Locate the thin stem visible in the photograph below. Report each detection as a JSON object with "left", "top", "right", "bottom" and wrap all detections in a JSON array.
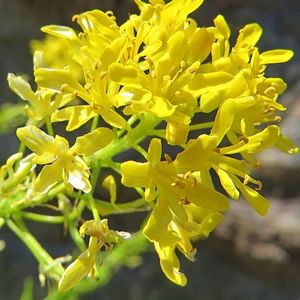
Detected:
[
  {"left": 68, "top": 197, "right": 86, "bottom": 220},
  {"left": 89, "top": 113, "right": 159, "bottom": 163},
  {"left": 90, "top": 115, "right": 99, "bottom": 131},
  {"left": 68, "top": 219, "right": 86, "bottom": 252},
  {"left": 189, "top": 121, "right": 214, "bottom": 131},
  {"left": 7, "top": 217, "right": 64, "bottom": 281},
  {"left": 132, "top": 144, "right": 148, "bottom": 159},
  {"left": 18, "top": 142, "right": 26, "bottom": 154},
  {"left": 100, "top": 160, "right": 121, "bottom": 174},
  {"left": 20, "top": 212, "right": 64, "bottom": 224},
  {"left": 147, "top": 129, "right": 165, "bottom": 139},
  {"left": 86, "top": 193, "right": 100, "bottom": 221},
  {"left": 45, "top": 116, "right": 54, "bottom": 136},
  {"left": 95, "top": 197, "right": 149, "bottom": 216},
  {"left": 90, "top": 161, "right": 101, "bottom": 192},
  {"left": 117, "top": 115, "right": 139, "bottom": 138}
]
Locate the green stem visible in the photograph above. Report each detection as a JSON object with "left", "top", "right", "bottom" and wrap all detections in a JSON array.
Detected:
[
  {"left": 95, "top": 197, "right": 149, "bottom": 216},
  {"left": 189, "top": 121, "right": 214, "bottom": 131},
  {"left": 90, "top": 115, "right": 99, "bottom": 131},
  {"left": 117, "top": 115, "right": 139, "bottom": 138},
  {"left": 68, "top": 219, "right": 86, "bottom": 252},
  {"left": 132, "top": 144, "right": 148, "bottom": 159},
  {"left": 86, "top": 193, "right": 100, "bottom": 221},
  {"left": 20, "top": 212, "right": 64, "bottom": 224},
  {"left": 6, "top": 217, "right": 64, "bottom": 281},
  {"left": 147, "top": 129, "right": 165, "bottom": 139},
  {"left": 89, "top": 113, "right": 159, "bottom": 163},
  {"left": 90, "top": 161, "right": 101, "bottom": 192},
  {"left": 65, "top": 199, "right": 86, "bottom": 251},
  {"left": 46, "top": 116, "right": 54, "bottom": 136},
  {"left": 68, "top": 198, "right": 86, "bottom": 220},
  {"left": 18, "top": 142, "right": 26, "bottom": 154}
]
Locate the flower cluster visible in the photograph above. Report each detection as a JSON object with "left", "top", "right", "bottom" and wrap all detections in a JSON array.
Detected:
[{"left": 1, "top": 0, "right": 297, "bottom": 292}]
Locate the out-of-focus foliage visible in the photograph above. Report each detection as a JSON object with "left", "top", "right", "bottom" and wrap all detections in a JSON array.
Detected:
[{"left": 0, "top": 103, "right": 25, "bottom": 133}]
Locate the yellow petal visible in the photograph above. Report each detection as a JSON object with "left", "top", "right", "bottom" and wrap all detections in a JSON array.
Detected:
[
  {"left": 275, "top": 133, "right": 299, "bottom": 154},
  {"left": 143, "top": 197, "right": 172, "bottom": 242},
  {"left": 260, "top": 49, "right": 294, "bottom": 64},
  {"left": 233, "top": 176, "right": 269, "bottom": 216},
  {"left": 35, "top": 68, "right": 88, "bottom": 98},
  {"left": 158, "top": 231, "right": 181, "bottom": 248},
  {"left": 162, "top": 0, "right": 204, "bottom": 25},
  {"left": 174, "top": 134, "right": 217, "bottom": 172},
  {"left": 220, "top": 125, "right": 280, "bottom": 154},
  {"left": 185, "top": 183, "right": 229, "bottom": 212},
  {"left": 147, "top": 96, "right": 175, "bottom": 118},
  {"left": 166, "top": 121, "right": 189, "bottom": 146},
  {"left": 51, "top": 106, "right": 97, "bottom": 131},
  {"left": 156, "top": 31, "right": 186, "bottom": 77},
  {"left": 198, "top": 212, "right": 223, "bottom": 237},
  {"left": 41, "top": 25, "right": 78, "bottom": 40},
  {"left": 102, "top": 175, "right": 117, "bottom": 204},
  {"left": 16, "top": 125, "right": 55, "bottom": 156},
  {"left": 154, "top": 243, "right": 187, "bottom": 286},
  {"left": 148, "top": 138, "right": 162, "bottom": 165},
  {"left": 100, "top": 108, "right": 126, "bottom": 128},
  {"left": 75, "top": 9, "right": 116, "bottom": 33},
  {"left": 216, "top": 168, "right": 239, "bottom": 199},
  {"left": 187, "top": 28, "right": 215, "bottom": 63},
  {"left": 214, "top": 15, "right": 230, "bottom": 39},
  {"left": 58, "top": 250, "right": 92, "bottom": 293},
  {"left": 71, "top": 127, "right": 114, "bottom": 156},
  {"left": 167, "top": 194, "right": 188, "bottom": 222},
  {"left": 236, "top": 23, "right": 262, "bottom": 48},
  {"left": 211, "top": 96, "right": 255, "bottom": 144},
  {"left": 58, "top": 237, "right": 99, "bottom": 293},
  {"left": 7, "top": 73, "right": 36, "bottom": 103},
  {"left": 242, "top": 125, "right": 280, "bottom": 153},
  {"left": 109, "top": 63, "right": 146, "bottom": 88},
  {"left": 189, "top": 71, "right": 233, "bottom": 95},
  {"left": 199, "top": 90, "right": 222, "bottom": 113},
  {"left": 34, "top": 161, "right": 62, "bottom": 193},
  {"left": 121, "top": 161, "right": 151, "bottom": 187},
  {"left": 182, "top": 0, "right": 204, "bottom": 16}
]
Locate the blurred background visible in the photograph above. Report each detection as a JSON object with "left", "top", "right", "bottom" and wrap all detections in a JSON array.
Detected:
[{"left": 0, "top": 0, "right": 300, "bottom": 299}]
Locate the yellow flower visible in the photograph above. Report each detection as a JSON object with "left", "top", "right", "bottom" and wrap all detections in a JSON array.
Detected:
[
  {"left": 33, "top": 10, "right": 128, "bottom": 131},
  {"left": 121, "top": 138, "right": 229, "bottom": 285},
  {"left": 153, "top": 204, "right": 223, "bottom": 286},
  {"left": 187, "top": 14, "right": 294, "bottom": 153},
  {"left": 16, "top": 125, "right": 114, "bottom": 193},
  {"left": 109, "top": 25, "right": 217, "bottom": 144},
  {"left": 7, "top": 73, "right": 73, "bottom": 122},
  {"left": 30, "top": 34, "right": 82, "bottom": 80},
  {"left": 173, "top": 125, "right": 284, "bottom": 216},
  {"left": 59, "top": 219, "right": 130, "bottom": 293}
]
